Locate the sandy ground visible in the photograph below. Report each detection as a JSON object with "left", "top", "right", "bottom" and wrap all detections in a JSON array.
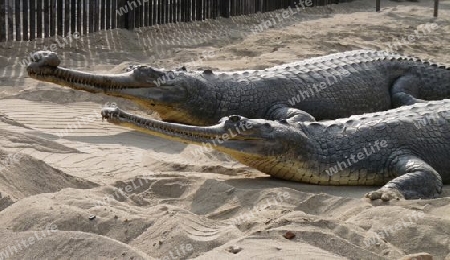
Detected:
[{"left": 1, "top": 0, "right": 450, "bottom": 259}]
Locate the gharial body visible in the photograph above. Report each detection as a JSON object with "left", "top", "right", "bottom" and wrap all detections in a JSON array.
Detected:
[
  {"left": 28, "top": 50, "right": 450, "bottom": 125},
  {"left": 101, "top": 100, "right": 450, "bottom": 201}
]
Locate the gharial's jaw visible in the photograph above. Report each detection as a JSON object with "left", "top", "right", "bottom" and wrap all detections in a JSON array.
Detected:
[
  {"left": 100, "top": 106, "right": 287, "bottom": 158},
  {"left": 101, "top": 106, "right": 226, "bottom": 144},
  {"left": 27, "top": 51, "right": 186, "bottom": 105}
]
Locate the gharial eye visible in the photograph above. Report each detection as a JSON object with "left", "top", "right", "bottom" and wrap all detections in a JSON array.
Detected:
[
  {"left": 228, "top": 115, "right": 241, "bottom": 123},
  {"left": 264, "top": 123, "right": 271, "bottom": 128}
]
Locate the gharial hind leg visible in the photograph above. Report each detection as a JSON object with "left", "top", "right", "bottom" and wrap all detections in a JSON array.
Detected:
[
  {"left": 366, "top": 155, "right": 443, "bottom": 201},
  {"left": 391, "top": 75, "right": 427, "bottom": 108}
]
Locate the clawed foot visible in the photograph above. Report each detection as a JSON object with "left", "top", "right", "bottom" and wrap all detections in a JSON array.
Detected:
[{"left": 365, "top": 188, "right": 405, "bottom": 202}]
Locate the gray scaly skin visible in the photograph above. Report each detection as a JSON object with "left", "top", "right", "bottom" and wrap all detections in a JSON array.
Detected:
[
  {"left": 100, "top": 100, "right": 450, "bottom": 201},
  {"left": 28, "top": 50, "right": 450, "bottom": 125}
]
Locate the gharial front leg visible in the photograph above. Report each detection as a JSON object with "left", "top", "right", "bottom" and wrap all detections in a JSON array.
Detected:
[
  {"left": 366, "top": 155, "right": 443, "bottom": 201},
  {"left": 266, "top": 104, "right": 316, "bottom": 123}
]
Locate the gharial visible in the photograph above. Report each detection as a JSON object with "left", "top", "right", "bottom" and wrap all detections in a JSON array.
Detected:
[
  {"left": 27, "top": 50, "right": 450, "bottom": 125},
  {"left": 100, "top": 100, "right": 450, "bottom": 201}
]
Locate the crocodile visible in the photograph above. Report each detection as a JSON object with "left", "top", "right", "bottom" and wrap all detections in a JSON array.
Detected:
[
  {"left": 27, "top": 50, "right": 450, "bottom": 125},
  {"left": 100, "top": 100, "right": 450, "bottom": 201}
]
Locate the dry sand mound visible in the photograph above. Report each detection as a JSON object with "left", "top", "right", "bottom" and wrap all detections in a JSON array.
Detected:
[
  {"left": 0, "top": 128, "right": 96, "bottom": 210},
  {"left": 0, "top": 231, "right": 151, "bottom": 260},
  {"left": 0, "top": 149, "right": 96, "bottom": 202},
  {"left": 0, "top": 0, "right": 450, "bottom": 259}
]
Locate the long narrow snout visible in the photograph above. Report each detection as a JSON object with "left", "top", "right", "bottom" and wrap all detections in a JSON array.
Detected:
[{"left": 27, "top": 51, "right": 167, "bottom": 93}]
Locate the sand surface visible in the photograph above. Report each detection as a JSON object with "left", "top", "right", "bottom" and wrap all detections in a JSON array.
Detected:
[{"left": 1, "top": 0, "right": 450, "bottom": 259}]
